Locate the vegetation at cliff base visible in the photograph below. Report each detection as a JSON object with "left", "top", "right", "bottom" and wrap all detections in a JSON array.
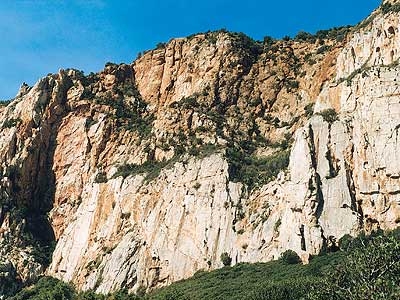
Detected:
[{"left": 9, "top": 229, "right": 400, "bottom": 300}]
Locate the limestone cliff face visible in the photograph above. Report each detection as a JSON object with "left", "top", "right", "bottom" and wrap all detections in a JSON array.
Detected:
[{"left": 0, "top": 2, "right": 400, "bottom": 296}]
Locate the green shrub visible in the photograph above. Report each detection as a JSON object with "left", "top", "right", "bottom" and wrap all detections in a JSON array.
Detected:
[
  {"left": 317, "top": 108, "right": 338, "bottom": 123},
  {"left": 308, "top": 234, "right": 400, "bottom": 299},
  {"left": 338, "top": 234, "right": 353, "bottom": 251},
  {"left": 170, "top": 96, "right": 200, "bottom": 110},
  {"left": 95, "top": 172, "right": 108, "bottom": 183},
  {"left": 85, "top": 117, "right": 97, "bottom": 129},
  {"left": 279, "top": 250, "right": 301, "bottom": 265},
  {"left": 304, "top": 103, "right": 315, "bottom": 118},
  {"left": 245, "top": 279, "right": 317, "bottom": 300},
  {"left": 156, "top": 42, "right": 166, "bottom": 49},
  {"left": 76, "top": 290, "right": 105, "bottom": 299},
  {"left": 315, "top": 25, "right": 352, "bottom": 42},
  {"left": 94, "top": 84, "right": 153, "bottom": 137},
  {"left": 226, "top": 147, "right": 290, "bottom": 191},
  {"left": 105, "top": 62, "right": 117, "bottom": 68},
  {"left": 221, "top": 252, "right": 232, "bottom": 266},
  {"left": 381, "top": 2, "right": 400, "bottom": 14},
  {"left": 263, "top": 36, "right": 274, "bottom": 47},
  {"left": 9, "top": 276, "right": 75, "bottom": 300},
  {"left": 338, "top": 61, "right": 370, "bottom": 86},
  {"left": 316, "top": 45, "right": 331, "bottom": 54},
  {"left": 2, "top": 118, "right": 21, "bottom": 129},
  {"left": 285, "top": 80, "right": 299, "bottom": 91},
  {"left": 294, "top": 31, "right": 316, "bottom": 43},
  {"left": 207, "top": 34, "right": 218, "bottom": 44},
  {"left": 113, "top": 151, "right": 189, "bottom": 183},
  {"left": 274, "top": 218, "right": 282, "bottom": 232},
  {"left": 0, "top": 99, "right": 13, "bottom": 106}
]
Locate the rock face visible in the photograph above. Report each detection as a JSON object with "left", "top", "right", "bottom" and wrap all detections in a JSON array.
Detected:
[{"left": 1, "top": 2, "right": 400, "bottom": 296}]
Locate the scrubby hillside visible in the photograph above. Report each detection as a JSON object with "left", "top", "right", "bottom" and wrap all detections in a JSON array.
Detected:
[{"left": 10, "top": 230, "right": 400, "bottom": 299}]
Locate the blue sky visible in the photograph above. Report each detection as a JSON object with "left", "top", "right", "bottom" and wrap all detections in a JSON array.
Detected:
[{"left": 0, "top": 0, "right": 380, "bottom": 100}]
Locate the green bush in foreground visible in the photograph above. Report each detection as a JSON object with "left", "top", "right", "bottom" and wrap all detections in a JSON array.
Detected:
[
  {"left": 246, "top": 279, "right": 317, "bottom": 300},
  {"left": 9, "top": 230, "right": 400, "bottom": 300},
  {"left": 308, "top": 234, "right": 400, "bottom": 300},
  {"left": 10, "top": 276, "right": 75, "bottom": 300},
  {"left": 279, "top": 250, "right": 301, "bottom": 265}
]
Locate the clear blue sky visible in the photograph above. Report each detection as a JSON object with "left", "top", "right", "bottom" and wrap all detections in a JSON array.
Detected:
[{"left": 0, "top": 0, "right": 380, "bottom": 100}]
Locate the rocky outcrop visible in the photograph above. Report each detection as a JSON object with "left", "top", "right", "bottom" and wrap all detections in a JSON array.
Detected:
[{"left": 0, "top": 2, "right": 400, "bottom": 296}]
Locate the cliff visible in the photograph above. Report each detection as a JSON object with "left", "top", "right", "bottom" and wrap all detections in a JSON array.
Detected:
[{"left": 1, "top": 2, "right": 400, "bottom": 296}]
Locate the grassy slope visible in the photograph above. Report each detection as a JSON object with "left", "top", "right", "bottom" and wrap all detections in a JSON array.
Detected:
[
  {"left": 147, "top": 252, "right": 344, "bottom": 300},
  {"left": 8, "top": 251, "right": 344, "bottom": 300},
  {"left": 11, "top": 229, "right": 400, "bottom": 299}
]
